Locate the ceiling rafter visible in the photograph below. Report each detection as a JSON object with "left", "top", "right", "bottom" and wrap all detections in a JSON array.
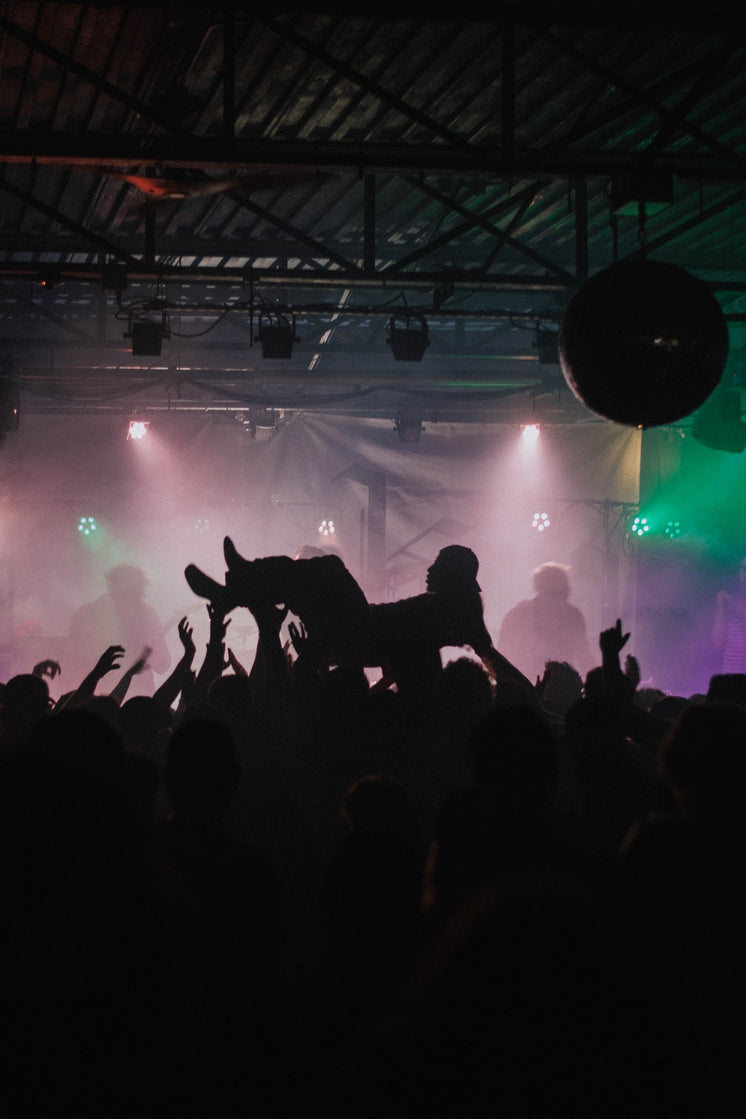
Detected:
[
  {"left": 0, "top": 172, "right": 144, "bottom": 266},
  {"left": 544, "top": 49, "right": 733, "bottom": 156},
  {"left": 641, "top": 40, "right": 740, "bottom": 161},
  {"left": 406, "top": 177, "right": 576, "bottom": 283},
  {"left": 382, "top": 183, "right": 542, "bottom": 275},
  {"left": 259, "top": 14, "right": 488, "bottom": 159},
  {"left": 1, "top": 7, "right": 745, "bottom": 425},
  {"left": 0, "top": 12, "right": 184, "bottom": 136},
  {"left": 526, "top": 20, "right": 746, "bottom": 172}
]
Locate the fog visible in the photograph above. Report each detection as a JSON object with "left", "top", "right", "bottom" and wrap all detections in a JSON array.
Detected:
[{"left": 1, "top": 409, "right": 740, "bottom": 697}]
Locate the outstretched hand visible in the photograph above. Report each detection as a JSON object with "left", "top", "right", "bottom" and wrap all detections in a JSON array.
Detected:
[
  {"left": 177, "top": 616, "right": 196, "bottom": 659},
  {"left": 94, "top": 645, "right": 125, "bottom": 678},
  {"left": 226, "top": 647, "right": 249, "bottom": 676},
  {"left": 33, "top": 659, "right": 61, "bottom": 680},
  {"left": 207, "top": 602, "right": 231, "bottom": 643},
  {"left": 600, "top": 618, "right": 630, "bottom": 659},
  {"left": 128, "top": 646, "right": 151, "bottom": 675},
  {"left": 287, "top": 618, "right": 307, "bottom": 658}
]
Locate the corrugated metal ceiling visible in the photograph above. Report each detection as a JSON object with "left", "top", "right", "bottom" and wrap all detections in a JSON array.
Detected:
[{"left": 1, "top": 3, "right": 745, "bottom": 423}]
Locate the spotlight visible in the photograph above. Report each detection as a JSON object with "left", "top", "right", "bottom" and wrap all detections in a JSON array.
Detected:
[
  {"left": 318, "top": 519, "right": 335, "bottom": 538},
  {"left": 128, "top": 318, "right": 168, "bottom": 356},
  {"left": 394, "top": 409, "right": 424, "bottom": 443},
  {"left": 256, "top": 311, "right": 297, "bottom": 359},
  {"left": 531, "top": 512, "right": 551, "bottom": 532},
  {"left": 631, "top": 515, "right": 650, "bottom": 537},
  {"left": 78, "top": 515, "right": 98, "bottom": 537},
  {"left": 127, "top": 419, "right": 149, "bottom": 440},
  {"left": 522, "top": 423, "right": 541, "bottom": 443},
  {"left": 691, "top": 389, "right": 746, "bottom": 453},
  {"left": 386, "top": 315, "right": 429, "bottom": 362},
  {"left": 195, "top": 517, "right": 210, "bottom": 534},
  {"left": 664, "top": 519, "right": 683, "bottom": 539}
]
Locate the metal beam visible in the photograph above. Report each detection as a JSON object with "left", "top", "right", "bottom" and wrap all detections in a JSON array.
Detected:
[{"left": 4, "top": 134, "right": 746, "bottom": 181}]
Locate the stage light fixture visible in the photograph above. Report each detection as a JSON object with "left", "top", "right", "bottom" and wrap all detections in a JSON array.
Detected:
[
  {"left": 691, "top": 389, "right": 746, "bottom": 453},
  {"left": 127, "top": 419, "right": 149, "bottom": 440},
  {"left": 386, "top": 315, "right": 429, "bottom": 362},
  {"left": 256, "top": 311, "right": 298, "bottom": 359},
  {"left": 126, "top": 311, "right": 170, "bottom": 356},
  {"left": 632, "top": 516, "right": 650, "bottom": 537},
  {"left": 531, "top": 512, "right": 551, "bottom": 532},
  {"left": 522, "top": 423, "right": 541, "bottom": 443},
  {"left": 78, "top": 516, "right": 98, "bottom": 537},
  {"left": 664, "top": 519, "right": 683, "bottom": 539},
  {"left": 394, "top": 409, "right": 424, "bottom": 442},
  {"left": 318, "top": 519, "right": 335, "bottom": 538},
  {"left": 195, "top": 517, "right": 210, "bottom": 534},
  {"left": 129, "top": 321, "right": 163, "bottom": 356}
]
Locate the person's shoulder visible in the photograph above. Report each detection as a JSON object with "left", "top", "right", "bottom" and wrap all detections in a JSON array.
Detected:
[{"left": 502, "top": 597, "right": 533, "bottom": 618}]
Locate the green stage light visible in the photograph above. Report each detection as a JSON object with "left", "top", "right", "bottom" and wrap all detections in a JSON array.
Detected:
[
  {"left": 632, "top": 515, "right": 650, "bottom": 537},
  {"left": 78, "top": 515, "right": 98, "bottom": 537},
  {"left": 664, "top": 519, "right": 682, "bottom": 539}
]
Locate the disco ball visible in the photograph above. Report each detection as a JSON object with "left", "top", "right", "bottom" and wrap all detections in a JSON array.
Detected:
[{"left": 558, "top": 259, "right": 729, "bottom": 427}]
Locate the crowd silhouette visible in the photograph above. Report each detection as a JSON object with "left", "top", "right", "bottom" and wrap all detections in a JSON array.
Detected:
[{"left": 2, "top": 538, "right": 746, "bottom": 1116}]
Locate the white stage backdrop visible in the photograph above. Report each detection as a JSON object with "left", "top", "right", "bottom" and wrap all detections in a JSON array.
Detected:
[{"left": 0, "top": 411, "right": 642, "bottom": 691}]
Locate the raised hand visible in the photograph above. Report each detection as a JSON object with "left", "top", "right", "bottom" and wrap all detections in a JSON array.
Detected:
[
  {"left": 177, "top": 616, "right": 196, "bottom": 660},
  {"left": 600, "top": 618, "right": 630, "bottom": 659},
  {"left": 207, "top": 602, "right": 231, "bottom": 643},
  {"left": 94, "top": 645, "right": 126, "bottom": 678},
  {"left": 287, "top": 618, "right": 307, "bottom": 658},
  {"left": 129, "top": 646, "right": 152, "bottom": 675},
  {"left": 33, "top": 659, "right": 61, "bottom": 680},
  {"left": 226, "top": 647, "right": 249, "bottom": 676}
]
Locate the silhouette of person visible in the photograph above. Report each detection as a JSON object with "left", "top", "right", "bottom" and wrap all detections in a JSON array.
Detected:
[
  {"left": 498, "top": 562, "right": 591, "bottom": 682},
  {"left": 67, "top": 565, "right": 170, "bottom": 696},
  {"left": 712, "top": 556, "right": 746, "bottom": 673},
  {"left": 368, "top": 545, "right": 505, "bottom": 698},
  {"left": 186, "top": 539, "right": 532, "bottom": 701}
]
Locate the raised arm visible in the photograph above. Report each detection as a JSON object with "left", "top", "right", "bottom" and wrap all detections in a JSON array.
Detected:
[
  {"left": 57, "top": 644, "right": 125, "bottom": 710},
  {"left": 108, "top": 647, "right": 151, "bottom": 706},
  {"left": 191, "top": 603, "right": 231, "bottom": 701},
  {"left": 599, "top": 618, "right": 669, "bottom": 752},
  {"left": 153, "top": 617, "right": 197, "bottom": 710}
]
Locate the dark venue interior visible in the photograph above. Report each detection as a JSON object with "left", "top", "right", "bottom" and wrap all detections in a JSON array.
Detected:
[{"left": 2, "top": 4, "right": 746, "bottom": 1115}]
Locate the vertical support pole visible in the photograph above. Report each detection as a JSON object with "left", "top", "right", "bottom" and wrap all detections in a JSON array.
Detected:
[
  {"left": 366, "top": 472, "right": 387, "bottom": 602},
  {"left": 144, "top": 203, "right": 156, "bottom": 268},
  {"left": 600, "top": 500, "right": 619, "bottom": 624},
  {"left": 334, "top": 463, "right": 387, "bottom": 600},
  {"left": 363, "top": 174, "right": 376, "bottom": 275},
  {"left": 97, "top": 252, "right": 107, "bottom": 342}
]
